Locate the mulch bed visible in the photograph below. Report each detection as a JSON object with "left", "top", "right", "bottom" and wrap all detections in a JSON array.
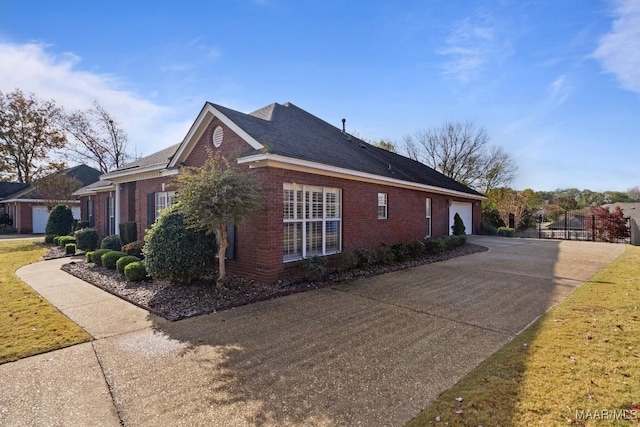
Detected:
[{"left": 56, "top": 244, "right": 488, "bottom": 321}]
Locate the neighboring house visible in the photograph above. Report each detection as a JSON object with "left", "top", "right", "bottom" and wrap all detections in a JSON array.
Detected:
[
  {"left": 0, "top": 165, "right": 101, "bottom": 233},
  {"left": 75, "top": 102, "right": 484, "bottom": 282},
  {"left": 547, "top": 215, "right": 586, "bottom": 230}
]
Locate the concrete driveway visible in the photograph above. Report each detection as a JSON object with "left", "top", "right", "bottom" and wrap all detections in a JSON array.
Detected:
[{"left": 1, "top": 237, "right": 625, "bottom": 426}]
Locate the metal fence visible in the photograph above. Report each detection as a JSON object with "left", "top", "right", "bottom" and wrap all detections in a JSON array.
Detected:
[{"left": 516, "top": 212, "right": 630, "bottom": 243}]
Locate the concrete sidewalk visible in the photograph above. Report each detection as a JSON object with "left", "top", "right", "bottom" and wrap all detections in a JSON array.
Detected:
[{"left": 0, "top": 237, "right": 626, "bottom": 426}]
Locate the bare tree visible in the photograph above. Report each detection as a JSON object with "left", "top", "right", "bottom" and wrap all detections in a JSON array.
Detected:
[
  {"left": 372, "top": 139, "right": 397, "bottom": 153},
  {"left": 34, "top": 173, "right": 84, "bottom": 209},
  {"left": 63, "top": 102, "right": 130, "bottom": 173},
  {"left": 0, "top": 89, "right": 67, "bottom": 183},
  {"left": 403, "top": 121, "right": 517, "bottom": 193}
]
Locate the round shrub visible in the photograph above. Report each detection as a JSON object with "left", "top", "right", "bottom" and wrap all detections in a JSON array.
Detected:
[
  {"left": 497, "top": 227, "right": 515, "bottom": 237},
  {"left": 65, "top": 243, "right": 76, "bottom": 255},
  {"left": 0, "top": 212, "right": 12, "bottom": 226},
  {"left": 405, "top": 240, "right": 425, "bottom": 259},
  {"left": 300, "top": 255, "right": 328, "bottom": 280},
  {"left": 424, "top": 238, "right": 446, "bottom": 254},
  {"left": 373, "top": 245, "right": 396, "bottom": 265},
  {"left": 391, "top": 243, "right": 407, "bottom": 262},
  {"left": 100, "top": 234, "right": 122, "bottom": 251},
  {"left": 101, "top": 251, "right": 127, "bottom": 270},
  {"left": 45, "top": 205, "right": 74, "bottom": 236},
  {"left": 86, "top": 251, "right": 93, "bottom": 263},
  {"left": 143, "top": 205, "right": 215, "bottom": 284},
  {"left": 122, "top": 240, "right": 145, "bottom": 259},
  {"left": 124, "top": 261, "right": 147, "bottom": 282},
  {"left": 75, "top": 227, "right": 99, "bottom": 251},
  {"left": 53, "top": 236, "right": 62, "bottom": 246},
  {"left": 116, "top": 255, "right": 141, "bottom": 275},
  {"left": 335, "top": 251, "right": 359, "bottom": 272},
  {"left": 58, "top": 236, "right": 76, "bottom": 248},
  {"left": 45, "top": 234, "right": 59, "bottom": 244},
  {"left": 89, "top": 248, "right": 111, "bottom": 264},
  {"left": 354, "top": 248, "right": 375, "bottom": 268}
]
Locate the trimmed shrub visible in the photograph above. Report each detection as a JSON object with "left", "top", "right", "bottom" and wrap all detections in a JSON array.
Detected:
[
  {"left": 335, "top": 251, "right": 359, "bottom": 272},
  {"left": 481, "top": 222, "right": 498, "bottom": 236},
  {"left": 100, "top": 234, "right": 122, "bottom": 251},
  {"left": 0, "top": 224, "right": 15, "bottom": 234},
  {"left": 58, "top": 236, "right": 76, "bottom": 248},
  {"left": 53, "top": 236, "right": 62, "bottom": 245},
  {"left": 452, "top": 212, "right": 466, "bottom": 236},
  {"left": 354, "top": 248, "right": 375, "bottom": 268},
  {"left": 75, "top": 227, "right": 99, "bottom": 251},
  {"left": 45, "top": 205, "right": 74, "bottom": 236},
  {"left": 143, "top": 205, "right": 215, "bottom": 284},
  {"left": 301, "top": 255, "right": 328, "bottom": 280},
  {"left": 86, "top": 251, "right": 93, "bottom": 263},
  {"left": 119, "top": 222, "right": 138, "bottom": 245},
  {"left": 45, "top": 234, "right": 59, "bottom": 244},
  {"left": 116, "top": 255, "right": 141, "bottom": 275},
  {"left": 124, "top": 261, "right": 147, "bottom": 282},
  {"left": 89, "top": 248, "right": 111, "bottom": 264},
  {"left": 373, "top": 245, "right": 396, "bottom": 265},
  {"left": 391, "top": 243, "right": 407, "bottom": 262},
  {"left": 122, "top": 240, "right": 145, "bottom": 259},
  {"left": 424, "top": 238, "right": 447, "bottom": 254},
  {"left": 405, "top": 240, "right": 425, "bottom": 259},
  {"left": 101, "top": 251, "right": 127, "bottom": 270},
  {"left": 497, "top": 227, "right": 515, "bottom": 237},
  {"left": 65, "top": 243, "right": 76, "bottom": 255}
]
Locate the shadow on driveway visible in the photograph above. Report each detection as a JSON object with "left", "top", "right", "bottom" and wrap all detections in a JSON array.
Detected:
[{"left": 92, "top": 237, "right": 624, "bottom": 426}]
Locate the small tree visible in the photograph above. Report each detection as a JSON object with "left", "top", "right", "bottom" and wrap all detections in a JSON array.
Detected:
[
  {"left": 451, "top": 212, "right": 466, "bottom": 235},
  {"left": 585, "top": 206, "right": 629, "bottom": 242},
  {"left": 45, "top": 204, "right": 74, "bottom": 236},
  {"left": 174, "top": 154, "right": 261, "bottom": 287},
  {"left": 34, "top": 173, "right": 83, "bottom": 209}
]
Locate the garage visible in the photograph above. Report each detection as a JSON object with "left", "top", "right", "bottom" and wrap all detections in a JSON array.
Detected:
[
  {"left": 31, "top": 206, "right": 82, "bottom": 234},
  {"left": 449, "top": 202, "right": 473, "bottom": 235}
]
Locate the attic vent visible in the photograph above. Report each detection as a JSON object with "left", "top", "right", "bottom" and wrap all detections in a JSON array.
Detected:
[{"left": 212, "top": 126, "right": 224, "bottom": 148}]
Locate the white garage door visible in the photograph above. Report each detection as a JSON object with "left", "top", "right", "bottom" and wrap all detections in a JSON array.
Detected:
[
  {"left": 449, "top": 202, "right": 473, "bottom": 235},
  {"left": 32, "top": 206, "right": 49, "bottom": 234}
]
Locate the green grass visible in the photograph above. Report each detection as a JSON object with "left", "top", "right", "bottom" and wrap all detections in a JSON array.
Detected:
[
  {"left": 408, "top": 245, "right": 640, "bottom": 426},
  {"left": 0, "top": 240, "right": 91, "bottom": 364}
]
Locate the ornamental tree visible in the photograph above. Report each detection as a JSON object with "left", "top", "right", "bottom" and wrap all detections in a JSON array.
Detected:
[{"left": 174, "top": 153, "right": 261, "bottom": 287}]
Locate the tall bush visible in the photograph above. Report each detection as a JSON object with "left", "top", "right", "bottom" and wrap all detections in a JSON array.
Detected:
[
  {"left": 143, "top": 204, "right": 215, "bottom": 284},
  {"left": 45, "top": 204, "right": 74, "bottom": 236},
  {"left": 452, "top": 212, "right": 466, "bottom": 235},
  {"left": 75, "top": 227, "right": 99, "bottom": 251}
]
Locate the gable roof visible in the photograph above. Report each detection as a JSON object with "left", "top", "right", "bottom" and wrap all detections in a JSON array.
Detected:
[
  {"left": 95, "top": 102, "right": 483, "bottom": 199},
  {"left": 0, "top": 182, "right": 29, "bottom": 200},
  {"left": 1, "top": 165, "right": 101, "bottom": 202}
]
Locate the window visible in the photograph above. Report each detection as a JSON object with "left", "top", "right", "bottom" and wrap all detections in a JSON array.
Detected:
[
  {"left": 378, "top": 193, "right": 388, "bottom": 219},
  {"left": 106, "top": 196, "right": 116, "bottom": 235},
  {"left": 426, "top": 198, "right": 432, "bottom": 238},
  {"left": 155, "top": 191, "right": 176, "bottom": 216},
  {"left": 283, "top": 184, "right": 341, "bottom": 262}
]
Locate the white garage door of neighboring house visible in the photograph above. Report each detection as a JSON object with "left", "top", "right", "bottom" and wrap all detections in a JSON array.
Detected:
[
  {"left": 32, "top": 206, "right": 49, "bottom": 234},
  {"left": 31, "top": 206, "right": 81, "bottom": 234},
  {"left": 449, "top": 202, "right": 473, "bottom": 235}
]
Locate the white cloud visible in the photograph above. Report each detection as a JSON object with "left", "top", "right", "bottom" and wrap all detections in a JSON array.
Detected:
[
  {"left": 0, "top": 42, "right": 190, "bottom": 156},
  {"left": 438, "top": 18, "right": 497, "bottom": 83},
  {"left": 548, "top": 74, "right": 570, "bottom": 105},
  {"left": 593, "top": 0, "right": 640, "bottom": 94}
]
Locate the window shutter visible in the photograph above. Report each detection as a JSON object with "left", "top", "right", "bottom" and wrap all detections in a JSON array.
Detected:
[
  {"left": 225, "top": 222, "right": 235, "bottom": 259},
  {"left": 147, "top": 193, "right": 156, "bottom": 226}
]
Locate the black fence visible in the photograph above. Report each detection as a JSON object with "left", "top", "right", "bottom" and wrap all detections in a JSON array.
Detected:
[{"left": 516, "top": 212, "right": 630, "bottom": 243}]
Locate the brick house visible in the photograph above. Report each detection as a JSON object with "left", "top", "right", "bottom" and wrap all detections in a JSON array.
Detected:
[
  {"left": 0, "top": 165, "right": 101, "bottom": 233},
  {"left": 75, "top": 102, "right": 484, "bottom": 282}
]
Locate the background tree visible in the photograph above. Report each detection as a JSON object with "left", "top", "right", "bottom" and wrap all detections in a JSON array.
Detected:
[
  {"left": 627, "top": 186, "right": 640, "bottom": 201},
  {"left": 403, "top": 120, "right": 517, "bottom": 193},
  {"left": 34, "top": 173, "right": 83, "bottom": 209},
  {"left": 495, "top": 188, "right": 529, "bottom": 230},
  {"left": 63, "top": 101, "right": 130, "bottom": 173},
  {"left": 174, "top": 154, "right": 261, "bottom": 286},
  {"left": 585, "top": 206, "right": 629, "bottom": 242},
  {"left": 372, "top": 139, "right": 397, "bottom": 153},
  {"left": 0, "top": 89, "right": 67, "bottom": 182}
]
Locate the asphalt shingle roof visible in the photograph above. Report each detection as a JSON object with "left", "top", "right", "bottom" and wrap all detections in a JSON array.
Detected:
[
  {"left": 0, "top": 182, "right": 29, "bottom": 199},
  {"left": 114, "top": 143, "right": 181, "bottom": 172},
  {"left": 1, "top": 165, "right": 101, "bottom": 200},
  {"left": 211, "top": 102, "right": 482, "bottom": 197}
]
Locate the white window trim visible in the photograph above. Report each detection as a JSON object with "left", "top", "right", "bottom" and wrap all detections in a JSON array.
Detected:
[
  {"left": 378, "top": 193, "right": 388, "bottom": 220},
  {"left": 426, "top": 198, "right": 432, "bottom": 238},
  {"left": 156, "top": 191, "right": 176, "bottom": 216},
  {"left": 283, "top": 184, "right": 342, "bottom": 262}
]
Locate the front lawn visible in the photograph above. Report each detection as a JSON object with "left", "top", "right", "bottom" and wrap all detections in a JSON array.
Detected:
[
  {"left": 0, "top": 240, "right": 91, "bottom": 364},
  {"left": 408, "top": 245, "right": 640, "bottom": 426}
]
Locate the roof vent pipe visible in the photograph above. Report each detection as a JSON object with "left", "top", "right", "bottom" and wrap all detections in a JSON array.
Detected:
[{"left": 342, "top": 118, "right": 346, "bottom": 134}]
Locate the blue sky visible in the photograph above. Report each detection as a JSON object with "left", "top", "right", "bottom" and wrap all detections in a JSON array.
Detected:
[{"left": 1, "top": 0, "right": 638, "bottom": 192}]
